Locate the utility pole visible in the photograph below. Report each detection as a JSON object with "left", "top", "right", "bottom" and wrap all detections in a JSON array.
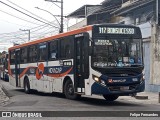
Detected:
[
  {"left": 45, "top": 0, "right": 63, "bottom": 33},
  {"left": 61, "top": 0, "right": 63, "bottom": 33},
  {"left": 156, "top": 0, "right": 159, "bottom": 25},
  {"left": 155, "top": 0, "right": 159, "bottom": 60}
]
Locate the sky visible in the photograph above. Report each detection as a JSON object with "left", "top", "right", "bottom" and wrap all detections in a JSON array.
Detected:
[{"left": 0, "top": 0, "right": 104, "bottom": 52}]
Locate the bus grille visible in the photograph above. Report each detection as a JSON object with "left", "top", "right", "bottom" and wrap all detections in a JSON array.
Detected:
[{"left": 108, "top": 84, "right": 138, "bottom": 91}]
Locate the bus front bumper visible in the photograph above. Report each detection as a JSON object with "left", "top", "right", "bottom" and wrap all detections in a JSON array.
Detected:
[{"left": 91, "top": 81, "right": 145, "bottom": 96}]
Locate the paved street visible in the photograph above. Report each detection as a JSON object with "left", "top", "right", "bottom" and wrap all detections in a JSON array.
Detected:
[
  {"left": 0, "top": 80, "right": 160, "bottom": 111},
  {"left": 0, "top": 82, "right": 9, "bottom": 106},
  {"left": 0, "top": 80, "right": 160, "bottom": 119},
  {"left": 0, "top": 0, "right": 160, "bottom": 120}
]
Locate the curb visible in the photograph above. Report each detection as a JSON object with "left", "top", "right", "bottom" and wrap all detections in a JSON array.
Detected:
[
  {"left": 135, "top": 95, "right": 148, "bottom": 100},
  {"left": 1, "top": 85, "right": 11, "bottom": 97},
  {"left": 0, "top": 84, "right": 10, "bottom": 105}
]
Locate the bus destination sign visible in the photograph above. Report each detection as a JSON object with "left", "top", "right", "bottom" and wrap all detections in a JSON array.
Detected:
[{"left": 99, "top": 27, "right": 135, "bottom": 34}]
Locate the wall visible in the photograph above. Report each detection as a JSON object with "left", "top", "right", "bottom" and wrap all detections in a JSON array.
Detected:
[
  {"left": 138, "top": 22, "right": 151, "bottom": 38},
  {"left": 118, "top": 15, "right": 160, "bottom": 92},
  {"left": 140, "top": 23, "right": 152, "bottom": 92},
  {"left": 143, "top": 39, "right": 151, "bottom": 91},
  {"left": 67, "top": 19, "right": 87, "bottom": 31},
  {"left": 119, "top": 16, "right": 134, "bottom": 25},
  {"left": 149, "top": 26, "right": 160, "bottom": 92}
]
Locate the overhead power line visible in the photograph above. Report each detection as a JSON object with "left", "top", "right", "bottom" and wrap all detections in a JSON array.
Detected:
[
  {"left": 5, "top": 0, "right": 53, "bottom": 25},
  {"left": 0, "top": 20, "right": 57, "bottom": 36},
  {"left": 0, "top": 1, "right": 59, "bottom": 28},
  {"left": 0, "top": 9, "right": 41, "bottom": 25},
  {"left": 31, "top": 24, "right": 54, "bottom": 33},
  {"left": 0, "top": 29, "right": 57, "bottom": 42}
]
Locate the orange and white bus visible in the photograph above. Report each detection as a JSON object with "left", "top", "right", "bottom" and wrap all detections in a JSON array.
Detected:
[{"left": 8, "top": 24, "right": 145, "bottom": 101}]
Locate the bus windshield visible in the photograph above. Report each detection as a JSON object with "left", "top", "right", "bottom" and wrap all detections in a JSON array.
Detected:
[{"left": 92, "top": 38, "right": 143, "bottom": 68}]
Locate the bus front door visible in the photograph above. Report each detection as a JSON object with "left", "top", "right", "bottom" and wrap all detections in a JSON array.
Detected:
[
  {"left": 15, "top": 49, "right": 20, "bottom": 87},
  {"left": 74, "top": 33, "right": 89, "bottom": 93}
]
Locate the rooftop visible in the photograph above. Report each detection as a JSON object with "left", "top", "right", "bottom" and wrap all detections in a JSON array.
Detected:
[
  {"left": 111, "top": 0, "right": 155, "bottom": 16},
  {"left": 67, "top": 5, "right": 102, "bottom": 18},
  {"left": 101, "top": 0, "right": 128, "bottom": 5}
]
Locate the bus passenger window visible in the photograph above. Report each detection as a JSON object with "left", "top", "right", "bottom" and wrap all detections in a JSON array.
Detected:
[
  {"left": 49, "top": 40, "right": 58, "bottom": 60},
  {"left": 65, "top": 45, "right": 71, "bottom": 58},
  {"left": 10, "top": 51, "right": 15, "bottom": 65},
  {"left": 29, "top": 45, "right": 37, "bottom": 62},
  {"left": 39, "top": 43, "right": 47, "bottom": 61},
  {"left": 20, "top": 47, "right": 28, "bottom": 63},
  {"left": 60, "top": 38, "right": 73, "bottom": 59},
  {"left": 51, "top": 52, "right": 57, "bottom": 59}
]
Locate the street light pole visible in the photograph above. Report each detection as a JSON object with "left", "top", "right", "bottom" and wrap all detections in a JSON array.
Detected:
[
  {"left": 35, "top": 7, "right": 61, "bottom": 28},
  {"left": 45, "top": 0, "right": 63, "bottom": 33},
  {"left": 19, "top": 29, "right": 30, "bottom": 41}
]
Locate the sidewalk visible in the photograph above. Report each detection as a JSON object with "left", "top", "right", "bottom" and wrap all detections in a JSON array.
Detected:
[
  {"left": 0, "top": 83, "right": 9, "bottom": 106},
  {"left": 118, "top": 92, "right": 160, "bottom": 105},
  {"left": 86, "top": 92, "right": 160, "bottom": 105}
]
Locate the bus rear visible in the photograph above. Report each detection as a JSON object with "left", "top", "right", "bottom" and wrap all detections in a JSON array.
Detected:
[{"left": 90, "top": 24, "right": 144, "bottom": 101}]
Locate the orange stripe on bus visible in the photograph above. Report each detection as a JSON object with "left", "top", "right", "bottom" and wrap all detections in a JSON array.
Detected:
[
  {"left": 19, "top": 66, "right": 36, "bottom": 78},
  {"left": 8, "top": 25, "right": 92, "bottom": 51}
]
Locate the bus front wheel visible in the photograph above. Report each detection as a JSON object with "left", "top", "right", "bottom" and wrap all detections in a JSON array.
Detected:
[
  {"left": 64, "top": 80, "right": 80, "bottom": 100},
  {"left": 103, "top": 95, "right": 119, "bottom": 101},
  {"left": 24, "top": 78, "right": 31, "bottom": 94}
]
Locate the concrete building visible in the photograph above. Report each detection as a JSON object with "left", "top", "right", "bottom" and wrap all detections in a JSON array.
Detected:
[
  {"left": 67, "top": 0, "right": 160, "bottom": 92},
  {"left": 111, "top": 0, "right": 160, "bottom": 92}
]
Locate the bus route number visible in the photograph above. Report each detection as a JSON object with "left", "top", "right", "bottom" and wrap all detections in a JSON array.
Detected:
[
  {"left": 99, "top": 27, "right": 107, "bottom": 34},
  {"left": 99, "top": 27, "right": 135, "bottom": 34}
]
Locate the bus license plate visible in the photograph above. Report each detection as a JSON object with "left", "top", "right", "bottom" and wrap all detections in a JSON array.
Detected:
[{"left": 120, "top": 86, "right": 129, "bottom": 90}]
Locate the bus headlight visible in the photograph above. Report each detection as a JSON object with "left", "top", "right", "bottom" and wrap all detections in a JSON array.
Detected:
[
  {"left": 142, "top": 70, "right": 145, "bottom": 80},
  {"left": 92, "top": 74, "right": 100, "bottom": 82},
  {"left": 92, "top": 74, "right": 106, "bottom": 86},
  {"left": 142, "top": 74, "right": 145, "bottom": 80},
  {"left": 140, "top": 70, "right": 145, "bottom": 83}
]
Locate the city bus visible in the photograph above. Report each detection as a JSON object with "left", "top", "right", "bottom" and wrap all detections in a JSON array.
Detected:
[{"left": 8, "top": 24, "right": 145, "bottom": 101}]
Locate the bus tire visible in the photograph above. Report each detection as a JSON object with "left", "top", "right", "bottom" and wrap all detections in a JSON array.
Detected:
[
  {"left": 103, "top": 95, "right": 119, "bottom": 101},
  {"left": 64, "top": 80, "right": 80, "bottom": 100},
  {"left": 24, "top": 78, "right": 31, "bottom": 94}
]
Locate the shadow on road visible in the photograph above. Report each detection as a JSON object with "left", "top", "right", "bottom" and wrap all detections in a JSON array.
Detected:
[
  {"left": 77, "top": 97, "right": 142, "bottom": 107},
  {"left": 8, "top": 89, "right": 143, "bottom": 107}
]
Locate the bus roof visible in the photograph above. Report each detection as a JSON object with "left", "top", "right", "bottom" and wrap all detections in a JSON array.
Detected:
[
  {"left": 8, "top": 25, "right": 93, "bottom": 51},
  {"left": 8, "top": 23, "right": 141, "bottom": 51}
]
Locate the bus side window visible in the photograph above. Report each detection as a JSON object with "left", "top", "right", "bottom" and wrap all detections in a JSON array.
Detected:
[
  {"left": 49, "top": 40, "right": 58, "bottom": 60},
  {"left": 65, "top": 45, "right": 71, "bottom": 58},
  {"left": 10, "top": 51, "right": 15, "bottom": 65},
  {"left": 38, "top": 43, "right": 47, "bottom": 61},
  {"left": 29, "top": 45, "right": 37, "bottom": 62},
  {"left": 20, "top": 47, "right": 28, "bottom": 63},
  {"left": 60, "top": 37, "right": 73, "bottom": 59}
]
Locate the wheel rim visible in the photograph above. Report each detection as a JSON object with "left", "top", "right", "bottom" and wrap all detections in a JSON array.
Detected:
[
  {"left": 25, "top": 83, "right": 28, "bottom": 92},
  {"left": 67, "top": 84, "right": 74, "bottom": 95}
]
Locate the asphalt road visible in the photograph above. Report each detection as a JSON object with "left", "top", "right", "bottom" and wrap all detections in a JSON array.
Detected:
[{"left": 0, "top": 80, "right": 160, "bottom": 120}]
